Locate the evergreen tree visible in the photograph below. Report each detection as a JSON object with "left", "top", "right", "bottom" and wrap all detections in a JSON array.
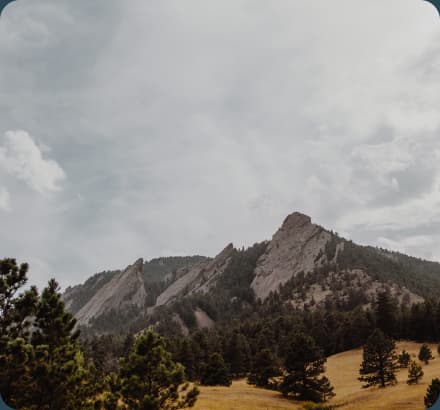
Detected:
[
  {"left": 425, "top": 378, "right": 440, "bottom": 408},
  {"left": 398, "top": 350, "right": 411, "bottom": 368},
  {"left": 375, "top": 289, "right": 397, "bottom": 337},
  {"left": 119, "top": 328, "right": 198, "bottom": 410},
  {"left": 419, "top": 344, "right": 434, "bottom": 365},
  {"left": 359, "top": 329, "right": 398, "bottom": 388},
  {"left": 247, "top": 348, "right": 280, "bottom": 388},
  {"left": 280, "top": 332, "right": 334, "bottom": 402},
  {"left": 225, "top": 332, "right": 251, "bottom": 377},
  {"left": 29, "top": 279, "right": 93, "bottom": 410},
  {"left": 0, "top": 258, "right": 38, "bottom": 407},
  {"left": 407, "top": 360, "right": 423, "bottom": 385},
  {"left": 200, "top": 353, "right": 232, "bottom": 386}
]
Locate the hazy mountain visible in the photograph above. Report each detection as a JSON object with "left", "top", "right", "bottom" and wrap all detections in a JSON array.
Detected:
[{"left": 63, "top": 212, "right": 440, "bottom": 335}]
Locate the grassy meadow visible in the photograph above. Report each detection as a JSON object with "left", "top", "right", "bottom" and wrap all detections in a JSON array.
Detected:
[{"left": 194, "top": 342, "right": 439, "bottom": 410}]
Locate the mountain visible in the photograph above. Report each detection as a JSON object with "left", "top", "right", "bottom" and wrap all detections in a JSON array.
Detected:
[{"left": 63, "top": 212, "right": 440, "bottom": 335}]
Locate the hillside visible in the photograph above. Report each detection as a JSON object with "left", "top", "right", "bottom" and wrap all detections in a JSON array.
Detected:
[
  {"left": 63, "top": 212, "right": 440, "bottom": 335},
  {"left": 194, "top": 342, "right": 438, "bottom": 410}
]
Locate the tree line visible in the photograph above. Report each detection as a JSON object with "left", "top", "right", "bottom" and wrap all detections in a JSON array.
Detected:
[{"left": 4, "top": 257, "right": 440, "bottom": 409}]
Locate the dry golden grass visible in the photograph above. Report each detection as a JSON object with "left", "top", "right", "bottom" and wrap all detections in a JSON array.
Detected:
[
  {"left": 193, "top": 379, "right": 302, "bottom": 410},
  {"left": 194, "top": 341, "right": 439, "bottom": 410}
]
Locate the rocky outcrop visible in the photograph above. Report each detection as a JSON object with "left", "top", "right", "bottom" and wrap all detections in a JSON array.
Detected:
[
  {"left": 251, "top": 212, "right": 331, "bottom": 300},
  {"left": 75, "top": 258, "right": 147, "bottom": 326},
  {"left": 155, "top": 244, "right": 234, "bottom": 306}
]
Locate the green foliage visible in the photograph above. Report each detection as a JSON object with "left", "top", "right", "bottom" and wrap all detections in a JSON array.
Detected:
[
  {"left": 0, "top": 258, "right": 95, "bottom": 409},
  {"left": 201, "top": 353, "right": 232, "bottom": 386},
  {"left": 407, "top": 360, "right": 423, "bottom": 385},
  {"left": 247, "top": 348, "right": 281, "bottom": 388},
  {"left": 280, "top": 332, "right": 334, "bottom": 402},
  {"left": 118, "top": 328, "right": 198, "bottom": 410},
  {"left": 425, "top": 378, "right": 440, "bottom": 408},
  {"left": 398, "top": 350, "right": 411, "bottom": 368},
  {"left": 359, "top": 329, "right": 398, "bottom": 388},
  {"left": 419, "top": 344, "right": 434, "bottom": 365},
  {"left": 374, "top": 289, "right": 397, "bottom": 337}
]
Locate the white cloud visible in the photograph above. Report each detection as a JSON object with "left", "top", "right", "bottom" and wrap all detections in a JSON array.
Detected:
[
  {"left": 0, "top": 187, "right": 11, "bottom": 211},
  {"left": 0, "top": 130, "right": 65, "bottom": 193}
]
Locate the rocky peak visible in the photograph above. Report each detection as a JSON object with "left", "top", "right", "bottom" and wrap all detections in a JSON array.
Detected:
[
  {"left": 281, "top": 212, "right": 312, "bottom": 230},
  {"left": 75, "top": 257, "right": 147, "bottom": 326},
  {"left": 155, "top": 243, "right": 234, "bottom": 306},
  {"left": 251, "top": 211, "right": 331, "bottom": 300}
]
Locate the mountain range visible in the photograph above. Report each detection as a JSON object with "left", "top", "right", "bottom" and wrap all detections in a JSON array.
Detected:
[{"left": 63, "top": 212, "right": 440, "bottom": 335}]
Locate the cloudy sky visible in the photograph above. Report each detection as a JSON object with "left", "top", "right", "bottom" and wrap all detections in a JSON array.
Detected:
[{"left": 0, "top": 0, "right": 439, "bottom": 290}]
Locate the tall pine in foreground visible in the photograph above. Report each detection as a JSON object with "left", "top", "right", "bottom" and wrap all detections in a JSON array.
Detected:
[
  {"left": 280, "top": 332, "right": 334, "bottom": 402},
  {"left": 118, "top": 328, "right": 199, "bottom": 410},
  {"left": 0, "top": 259, "right": 95, "bottom": 409},
  {"left": 0, "top": 259, "right": 38, "bottom": 407},
  {"left": 29, "top": 279, "right": 93, "bottom": 410},
  {"left": 359, "top": 329, "right": 398, "bottom": 388}
]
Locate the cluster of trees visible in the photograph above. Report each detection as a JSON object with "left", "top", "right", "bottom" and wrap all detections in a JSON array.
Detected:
[
  {"left": 358, "top": 328, "right": 440, "bottom": 407},
  {"left": 0, "top": 258, "right": 198, "bottom": 409},
  {"left": 6, "top": 251, "right": 440, "bottom": 409}
]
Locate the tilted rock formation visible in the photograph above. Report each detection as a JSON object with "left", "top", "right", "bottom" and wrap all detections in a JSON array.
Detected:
[
  {"left": 251, "top": 212, "right": 332, "bottom": 299},
  {"left": 75, "top": 258, "right": 147, "bottom": 326},
  {"left": 155, "top": 243, "right": 234, "bottom": 306}
]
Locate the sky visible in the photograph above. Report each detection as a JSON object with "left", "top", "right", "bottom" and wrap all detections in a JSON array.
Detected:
[{"left": 0, "top": 0, "right": 439, "bottom": 290}]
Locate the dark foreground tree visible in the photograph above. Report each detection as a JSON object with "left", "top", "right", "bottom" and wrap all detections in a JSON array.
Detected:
[
  {"left": 359, "top": 329, "right": 398, "bottom": 388},
  {"left": 0, "top": 260, "right": 94, "bottom": 409},
  {"left": 425, "top": 378, "right": 440, "bottom": 408},
  {"left": 201, "top": 353, "right": 232, "bottom": 386},
  {"left": 119, "top": 328, "right": 199, "bottom": 410},
  {"left": 247, "top": 348, "right": 280, "bottom": 388},
  {"left": 407, "top": 360, "right": 423, "bottom": 385},
  {"left": 280, "top": 332, "right": 334, "bottom": 402},
  {"left": 419, "top": 344, "right": 434, "bottom": 365}
]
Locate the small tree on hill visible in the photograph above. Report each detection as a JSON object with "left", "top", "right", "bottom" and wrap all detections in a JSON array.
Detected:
[
  {"left": 247, "top": 348, "right": 281, "bottom": 388},
  {"left": 200, "top": 353, "right": 232, "bottom": 386},
  {"left": 398, "top": 350, "right": 411, "bottom": 368},
  {"left": 425, "top": 378, "right": 440, "bottom": 408},
  {"left": 280, "top": 332, "right": 334, "bottom": 402},
  {"left": 119, "top": 328, "right": 199, "bottom": 410},
  {"left": 407, "top": 360, "right": 423, "bottom": 385},
  {"left": 419, "top": 344, "right": 434, "bottom": 365},
  {"left": 359, "top": 329, "right": 398, "bottom": 388}
]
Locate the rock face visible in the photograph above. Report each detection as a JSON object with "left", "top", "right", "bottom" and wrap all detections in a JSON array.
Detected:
[
  {"left": 155, "top": 244, "right": 234, "bottom": 306},
  {"left": 75, "top": 258, "right": 147, "bottom": 326},
  {"left": 251, "top": 212, "right": 331, "bottom": 300}
]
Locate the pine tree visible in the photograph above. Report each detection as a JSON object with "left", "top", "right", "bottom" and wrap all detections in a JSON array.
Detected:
[
  {"left": 0, "top": 258, "right": 38, "bottom": 339},
  {"left": 407, "top": 360, "right": 423, "bottom": 385},
  {"left": 419, "top": 344, "right": 434, "bottom": 365},
  {"left": 200, "top": 353, "right": 232, "bottom": 386},
  {"left": 375, "top": 289, "right": 397, "bottom": 337},
  {"left": 425, "top": 378, "right": 440, "bottom": 408},
  {"left": 247, "top": 348, "right": 280, "bottom": 388},
  {"left": 225, "top": 332, "right": 251, "bottom": 377},
  {"left": 359, "top": 329, "right": 398, "bottom": 388},
  {"left": 398, "top": 350, "right": 411, "bottom": 368},
  {"left": 280, "top": 332, "right": 334, "bottom": 402},
  {"left": 0, "top": 258, "right": 38, "bottom": 407},
  {"left": 119, "top": 328, "right": 199, "bottom": 410},
  {"left": 29, "top": 279, "right": 93, "bottom": 410}
]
